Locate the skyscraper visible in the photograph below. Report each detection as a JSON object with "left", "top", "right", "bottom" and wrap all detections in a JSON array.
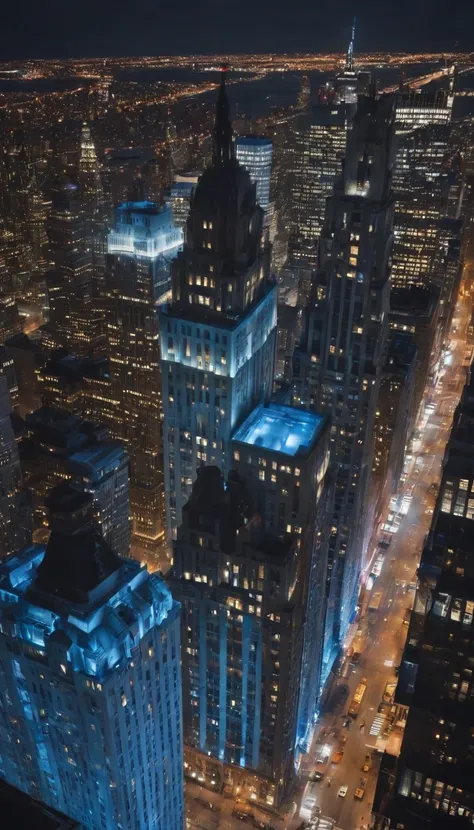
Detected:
[
  {"left": 0, "top": 374, "right": 31, "bottom": 556},
  {"left": 293, "top": 92, "right": 395, "bottom": 660},
  {"left": 46, "top": 179, "right": 104, "bottom": 358},
  {"left": 105, "top": 201, "right": 182, "bottom": 560},
  {"left": 21, "top": 406, "right": 131, "bottom": 556},
  {"left": 167, "top": 171, "right": 201, "bottom": 229},
  {"left": 334, "top": 17, "right": 359, "bottom": 105},
  {"left": 78, "top": 122, "right": 105, "bottom": 296},
  {"left": 289, "top": 104, "right": 352, "bottom": 270},
  {"left": 159, "top": 71, "right": 277, "bottom": 537},
  {"left": 235, "top": 137, "right": 273, "bottom": 210},
  {"left": 0, "top": 485, "right": 184, "bottom": 830},
  {"left": 170, "top": 399, "right": 331, "bottom": 806}
]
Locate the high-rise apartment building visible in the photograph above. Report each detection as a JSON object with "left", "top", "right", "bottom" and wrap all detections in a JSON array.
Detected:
[
  {"left": 159, "top": 72, "right": 277, "bottom": 537},
  {"left": 170, "top": 401, "right": 331, "bottom": 806},
  {"left": 0, "top": 485, "right": 184, "bottom": 830},
  {"left": 373, "top": 366, "right": 474, "bottom": 829},
  {"left": 235, "top": 137, "right": 273, "bottom": 210},
  {"left": 0, "top": 374, "right": 31, "bottom": 556},
  {"left": 105, "top": 201, "right": 182, "bottom": 560},
  {"left": 293, "top": 92, "right": 395, "bottom": 660}
]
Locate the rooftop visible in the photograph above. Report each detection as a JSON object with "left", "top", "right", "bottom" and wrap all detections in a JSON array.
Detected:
[{"left": 232, "top": 403, "right": 325, "bottom": 457}]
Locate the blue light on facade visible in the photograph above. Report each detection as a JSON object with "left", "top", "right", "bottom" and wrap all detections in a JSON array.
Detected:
[
  {"left": 235, "top": 138, "right": 273, "bottom": 210},
  {"left": 232, "top": 403, "right": 324, "bottom": 456},
  {"left": 0, "top": 545, "right": 184, "bottom": 830},
  {"left": 107, "top": 201, "right": 183, "bottom": 259}
]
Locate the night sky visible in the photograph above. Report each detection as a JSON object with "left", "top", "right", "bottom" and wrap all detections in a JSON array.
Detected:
[{"left": 1, "top": 0, "right": 473, "bottom": 59}]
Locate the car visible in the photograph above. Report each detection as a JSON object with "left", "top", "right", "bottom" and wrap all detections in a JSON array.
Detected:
[
  {"left": 300, "top": 794, "right": 318, "bottom": 821},
  {"left": 309, "top": 770, "right": 324, "bottom": 782},
  {"left": 338, "top": 785, "right": 348, "bottom": 798},
  {"left": 232, "top": 807, "right": 254, "bottom": 822},
  {"left": 362, "top": 753, "right": 371, "bottom": 773},
  {"left": 344, "top": 718, "right": 352, "bottom": 729}
]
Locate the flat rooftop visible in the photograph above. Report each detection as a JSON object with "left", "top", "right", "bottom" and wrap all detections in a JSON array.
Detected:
[{"left": 233, "top": 403, "right": 324, "bottom": 457}]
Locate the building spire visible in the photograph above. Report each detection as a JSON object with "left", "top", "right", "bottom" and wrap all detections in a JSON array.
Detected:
[
  {"left": 347, "top": 16, "right": 356, "bottom": 71},
  {"left": 212, "top": 66, "right": 234, "bottom": 167}
]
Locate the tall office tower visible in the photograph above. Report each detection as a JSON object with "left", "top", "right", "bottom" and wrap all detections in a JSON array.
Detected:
[
  {"left": 159, "top": 71, "right": 277, "bottom": 537},
  {"left": 105, "top": 201, "right": 182, "bottom": 560},
  {"left": 334, "top": 18, "right": 360, "bottom": 105},
  {"left": 27, "top": 170, "right": 51, "bottom": 277},
  {"left": 167, "top": 171, "right": 201, "bottom": 229},
  {"left": 21, "top": 406, "right": 130, "bottom": 556},
  {"left": 372, "top": 368, "right": 474, "bottom": 830},
  {"left": 391, "top": 124, "right": 452, "bottom": 290},
  {"left": 289, "top": 104, "right": 352, "bottom": 271},
  {"left": 46, "top": 178, "right": 104, "bottom": 357},
  {"left": 171, "top": 403, "right": 331, "bottom": 807},
  {"left": 235, "top": 137, "right": 273, "bottom": 210},
  {"left": 0, "top": 375, "right": 31, "bottom": 556},
  {"left": 394, "top": 88, "right": 453, "bottom": 135},
  {"left": 0, "top": 485, "right": 184, "bottom": 830},
  {"left": 232, "top": 404, "right": 332, "bottom": 751},
  {"left": 292, "top": 92, "right": 395, "bottom": 657},
  {"left": 79, "top": 122, "right": 104, "bottom": 215},
  {"left": 78, "top": 122, "right": 106, "bottom": 295}
]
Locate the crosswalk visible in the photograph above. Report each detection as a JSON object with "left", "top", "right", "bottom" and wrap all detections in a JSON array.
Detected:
[{"left": 370, "top": 714, "right": 386, "bottom": 736}]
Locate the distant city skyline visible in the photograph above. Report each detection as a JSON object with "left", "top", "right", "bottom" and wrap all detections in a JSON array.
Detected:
[{"left": 1, "top": 0, "right": 473, "bottom": 61}]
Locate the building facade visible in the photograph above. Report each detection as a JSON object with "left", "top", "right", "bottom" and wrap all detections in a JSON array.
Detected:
[
  {"left": 20, "top": 406, "right": 130, "bottom": 557},
  {"left": 0, "top": 374, "right": 31, "bottom": 556},
  {"left": 0, "top": 487, "right": 184, "bottom": 830},
  {"left": 170, "top": 399, "right": 331, "bottom": 808},
  {"left": 292, "top": 92, "right": 395, "bottom": 664},
  {"left": 105, "top": 201, "right": 182, "bottom": 559},
  {"left": 46, "top": 178, "right": 104, "bottom": 358},
  {"left": 289, "top": 104, "right": 352, "bottom": 269},
  {"left": 160, "top": 72, "right": 277, "bottom": 537},
  {"left": 235, "top": 137, "right": 273, "bottom": 211}
]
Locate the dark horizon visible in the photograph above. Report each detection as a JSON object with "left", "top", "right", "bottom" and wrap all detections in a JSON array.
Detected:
[{"left": 1, "top": 0, "right": 473, "bottom": 62}]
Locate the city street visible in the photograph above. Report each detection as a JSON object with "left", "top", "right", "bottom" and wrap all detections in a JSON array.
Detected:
[{"left": 185, "top": 266, "right": 473, "bottom": 830}]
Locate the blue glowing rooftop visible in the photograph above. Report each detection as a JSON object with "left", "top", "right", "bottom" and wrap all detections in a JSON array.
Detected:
[{"left": 232, "top": 404, "right": 324, "bottom": 457}]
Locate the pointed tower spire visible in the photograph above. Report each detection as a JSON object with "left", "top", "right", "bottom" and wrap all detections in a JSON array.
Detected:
[
  {"left": 347, "top": 16, "right": 356, "bottom": 71},
  {"left": 212, "top": 66, "right": 234, "bottom": 167}
]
